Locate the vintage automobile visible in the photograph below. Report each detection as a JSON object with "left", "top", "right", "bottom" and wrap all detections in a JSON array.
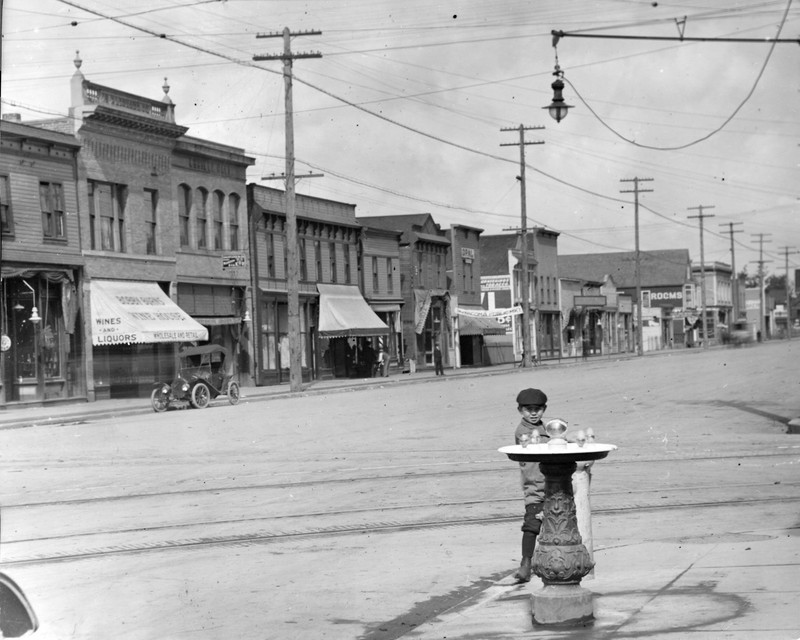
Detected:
[{"left": 151, "top": 344, "right": 241, "bottom": 412}]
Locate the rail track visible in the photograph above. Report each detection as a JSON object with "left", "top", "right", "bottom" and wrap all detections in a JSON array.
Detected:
[{"left": 3, "top": 447, "right": 797, "bottom": 567}]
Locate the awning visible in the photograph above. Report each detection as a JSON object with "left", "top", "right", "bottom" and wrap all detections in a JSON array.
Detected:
[
  {"left": 370, "top": 303, "right": 401, "bottom": 313},
  {"left": 459, "top": 314, "right": 507, "bottom": 336},
  {"left": 193, "top": 316, "right": 241, "bottom": 326},
  {"left": 90, "top": 280, "right": 208, "bottom": 346},
  {"left": 317, "top": 284, "right": 389, "bottom": 338}
]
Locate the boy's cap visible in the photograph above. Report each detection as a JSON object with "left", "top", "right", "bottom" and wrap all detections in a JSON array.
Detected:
[{"left": 517, "top": 388, "right": 547, "bottom": 406}]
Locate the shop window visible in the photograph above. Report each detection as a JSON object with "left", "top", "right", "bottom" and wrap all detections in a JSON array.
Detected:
[
  {"left": 178, "top": 184, "right": 191, "bottom": 247},
  {"left": 212, "top": 190, "right": 224, "bottom": 250},
  {"left": 195, "top": 187, "right": 208, "bottom": 249},
  {"left": 228, "top": 193, "right": 240, "bottom": 250},
  {"left": 40, "top": 182, "right": 65, "bottom": 240},
  {"left": 88, "top": 181, "right": 126, "bottom": 251},
  {"left": 144, "top": 188, "right": 158, "bottom": 255},
  {"left": 0, "top": 175, "right": 13, "bottom": 235}
]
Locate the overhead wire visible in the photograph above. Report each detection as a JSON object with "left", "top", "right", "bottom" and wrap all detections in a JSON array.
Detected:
[{"left": 23, "top": 0, "right": 792, "bottom": 265}]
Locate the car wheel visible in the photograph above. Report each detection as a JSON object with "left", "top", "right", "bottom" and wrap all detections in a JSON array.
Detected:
[
  {"left": 190, "top": 382, "right": 211, "bottom": 409},
  {"left": 227, "top": 381, "right": 240, "bottom": 405},
  {"left": 151, "top": 387, "right": 169, "bottom": 413}
]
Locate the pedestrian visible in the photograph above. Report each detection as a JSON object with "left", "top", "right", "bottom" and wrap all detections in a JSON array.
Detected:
[
  {"left": 376, "top": 347, "right": 389, "bottom": 377},
  {"left": 512, "top": 387, "right": 549, "bottom": 583},
  {"left": 433, "top": 343, "right": 445, "bottom": 376}
]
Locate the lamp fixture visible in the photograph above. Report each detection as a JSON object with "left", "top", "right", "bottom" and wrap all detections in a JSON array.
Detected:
[
  {"left": 544, "top": 65, "right": 573, "bottom": 123},
  {"left": 30, "top": 307, "right": 41, "bottom": 324}
]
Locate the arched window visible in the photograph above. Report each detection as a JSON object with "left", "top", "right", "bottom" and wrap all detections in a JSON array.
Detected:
[
  {"left": 195, "top": 187, "right": 208, "bottom": 249},
  {"left": 212, "top": 190, "right": 224, "bottom": 250},
  {"left": 228, "top": 193, "right": 240, "bottom": 251},
  {"left": 178, "top": 184, "right": 191, "bottom": 248}
]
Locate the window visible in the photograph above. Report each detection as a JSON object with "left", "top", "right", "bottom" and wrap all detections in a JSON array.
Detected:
[
  {"left": 329, "top": 242, "right": 337, "bottom": 283},
  {"left": 40, "top": 182, "right": 65, "bottom": 239},
  {"left": 228, "top": 193, "right": 240, "bottom": 250},
  {"left": 212, "top": 190, "right": 224, "bottom": 250},
  {"left": 0, "top": 175, "right": 13, "bottom": 235},
  {"left": 462, "top": 259, "right": 468, "bottom": 292},
  {"left": 372, "top": 257, "right": 379, "bottom": 292},
  {"left": 299, "top": 237, "right": 307, "bottom": 281},
  {"left": 344, "top": 245, "right": 352, "bottom": 284},
  {"left": 315, "top": 240, "right": 322, "bottom": 281},
  {"left": 195, "top": 187, "right": 208, "bottom": 249},
  {"left": 386, "top": 258, "right": 393, "bottom": 294},
  {"left": 266, "top": 233, "right": 275, "bottom": 278},
  {"left": 88, "top": 181, "right": 126, "bottom": 251},
  {"left": 178, "top": 184, "right": 191, "bottom": 248},
  {"left": 144, "top": 188, "right": 158, "bottom": 255}
]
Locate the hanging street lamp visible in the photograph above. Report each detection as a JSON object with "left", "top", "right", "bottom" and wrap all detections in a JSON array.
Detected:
[{"left": 544, "top": 66, "right": 573, "bottom": 123}]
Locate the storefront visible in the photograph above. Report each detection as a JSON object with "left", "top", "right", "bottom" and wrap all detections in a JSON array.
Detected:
[
  {"left": 88, "top": 280, "right": 208, "bottom": 399},
  {"left": 177, "top": 283, "right": 250, "bottom": 384},
  {"left": 456, "top": 308, "right": 507, "bottom": 366},
  {"left": 1, "top": 268, "right": 84, "bottom": 404},
  {"left": 317, "top": 284, "right": 389, "bottom": 379},
  {"left": 255, "top": 293, "right": 315, "bottom": 385},
  {"left": 412, "top": 289, "right": 451, "bottom": 369}
]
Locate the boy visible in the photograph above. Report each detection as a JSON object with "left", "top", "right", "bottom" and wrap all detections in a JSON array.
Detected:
[{"left": 513, "top": 387, "right": 549, "bottom": 583}]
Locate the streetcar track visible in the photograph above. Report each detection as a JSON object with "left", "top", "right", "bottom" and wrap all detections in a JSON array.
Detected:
[
  {"left": 2, "top": 494, "right": 797, "bottom": 567},
  {"left": 3, "top": 449, "right": 797, "bottom": 509}
]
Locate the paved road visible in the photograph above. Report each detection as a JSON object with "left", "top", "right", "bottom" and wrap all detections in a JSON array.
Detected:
[{"left": 0, "top": 342, "right": 798, "bottom": 639}]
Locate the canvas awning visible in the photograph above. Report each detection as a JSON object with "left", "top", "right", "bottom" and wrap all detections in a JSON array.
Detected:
[
  {"left": 459, "top": 314, "right": 507, "bottom": 336},
  {"left": 317, "top": 284, "right": 389, "bottom": 338},
  {"left": 89, "top": 280, "right": 208, "bottom": 346}
]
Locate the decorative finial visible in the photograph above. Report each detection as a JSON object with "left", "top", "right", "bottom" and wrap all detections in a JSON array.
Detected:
[
  {"left": 162, "top": 77, "right": 170, "bottom": 96},
  {"left": 74, "top": 50, "right": 82, "bottom": 70}
]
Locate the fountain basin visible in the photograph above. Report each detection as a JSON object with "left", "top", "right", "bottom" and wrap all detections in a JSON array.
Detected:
[{"left": 498, "top": 443, "right": 617, "bottom": 463}]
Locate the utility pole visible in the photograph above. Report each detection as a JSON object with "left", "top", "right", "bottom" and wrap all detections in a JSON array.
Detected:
[
  {"left": 719, "top": 222, "right": 744, "bottom": 322},
  {"left": 501, "top": 124, "right": 544, "bottom": 368},
  {"left": 255, "top": 28, "right": 321, "bottom": 392},
  {"left": 751, "top": 233, "right": 772, "bottom": 342},
  {"left": 620, "top": 177, "right": 653, "bottom": 356},
  {"left": 778, "top": 246, "right": 798, "bottom": 340},
  {"left": 687, "top": 205, "right": 715, "bottom": 349}
]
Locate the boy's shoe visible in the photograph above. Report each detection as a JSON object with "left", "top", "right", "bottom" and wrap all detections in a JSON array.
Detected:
[{"left": 514, "top": 557, "right": 532, "bottom": 583}]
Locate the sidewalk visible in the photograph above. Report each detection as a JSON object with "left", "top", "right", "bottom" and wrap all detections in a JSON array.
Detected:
[{"left": 0, "top": 361, "right": 519, "bottom": 430}]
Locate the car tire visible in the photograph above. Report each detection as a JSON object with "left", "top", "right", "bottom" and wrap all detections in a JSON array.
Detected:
[
  {"left": 227, "top": 381, "right": 240, "bottom": 405},
  {"left": 151, "top": 387, "right": 169, "bottom": 413},
  {"left": 190, "top": 382, "right": 211, "bottom": 409}
]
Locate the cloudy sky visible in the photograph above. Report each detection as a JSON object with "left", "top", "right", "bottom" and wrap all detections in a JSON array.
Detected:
[{"left": 3, "top": 0, "right": 798, "bottom": 280}]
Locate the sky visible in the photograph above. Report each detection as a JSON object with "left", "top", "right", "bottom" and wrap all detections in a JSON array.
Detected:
[{"left": 2, "top": 0, "right": 798, "bottom": 282}]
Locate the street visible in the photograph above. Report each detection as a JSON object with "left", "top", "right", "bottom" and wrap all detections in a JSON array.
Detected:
[{"left": 1, "top": 342, "right": 798, "bottom": 639}]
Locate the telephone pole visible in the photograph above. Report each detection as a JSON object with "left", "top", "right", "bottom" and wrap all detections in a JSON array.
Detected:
[
  {"left": 719, "top": 222, "right": 744, "bottom": 321},
  {"left": 751, "top": 233, "right": 772, "bottom": 341},
  {"left": 687, "top": 205, "right": 715, "bottom": 349},
  {"left": 778, "top": 246, "right": 798, "bottom": 340},
  {"left": 501, "top": 125, "right": 544, "bottom": 368},
  {"left": 255, "top": 28, "right": 322, "bottom": 392},
  {"left": 620, "top": 177, "right": 653, "bottom": 356}
]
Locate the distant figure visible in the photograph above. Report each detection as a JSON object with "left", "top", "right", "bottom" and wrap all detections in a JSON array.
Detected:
[
  {"left": 363, "top": 343, "right": 376, "bottom": 377},
  {"left": 376, "top": 348, "right": 389, "bottom": 377},
  {"left": 433, "top": 344, "right": 445, "bottom": 376},
  {"left": 581, "top": 335, "right": 589, "bottom": 361}
]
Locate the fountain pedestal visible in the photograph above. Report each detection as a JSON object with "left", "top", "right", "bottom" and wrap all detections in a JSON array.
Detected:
[{"left": 499, "top": 430, "right": 615, "bottom": 627}]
